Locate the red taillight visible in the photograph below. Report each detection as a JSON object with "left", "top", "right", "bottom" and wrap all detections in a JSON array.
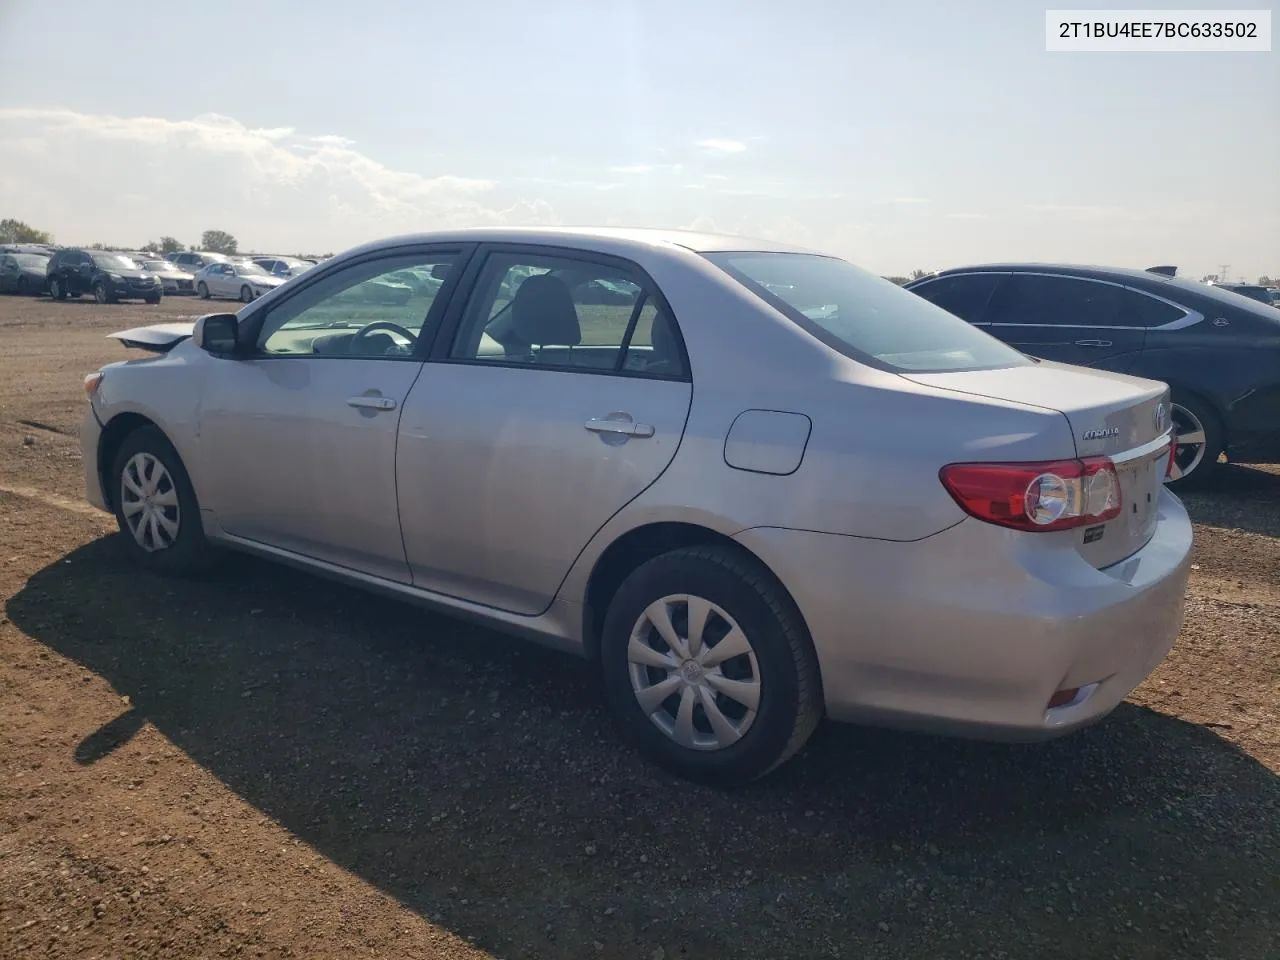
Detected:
[{"left": 939, "top": 456, "right": 1123, "bottom": 532}]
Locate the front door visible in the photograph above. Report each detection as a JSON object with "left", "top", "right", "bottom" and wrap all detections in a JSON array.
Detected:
[
  {"left": 984, "top": 273, "right": 1146, "bottom": 371},
  {"left": 196, "top": 247, "right": 468, "bottom": 581},
  {"left": 396, "top": 247, "right": 693, "bottom": 615}
]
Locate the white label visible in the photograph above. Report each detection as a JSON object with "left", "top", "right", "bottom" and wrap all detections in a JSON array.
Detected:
[{"left": 1046, "top": 9, "right": 1272, "bottom": 51}]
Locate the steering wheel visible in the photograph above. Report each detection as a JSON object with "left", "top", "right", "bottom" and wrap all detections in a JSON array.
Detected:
[{"left": 350, "top": 320, "right": 418, "bottom": 347}]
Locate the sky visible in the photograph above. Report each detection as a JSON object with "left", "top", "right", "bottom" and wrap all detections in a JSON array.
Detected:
[{"left": 0, "top": 0, "right": 1276, "bottom": 279}]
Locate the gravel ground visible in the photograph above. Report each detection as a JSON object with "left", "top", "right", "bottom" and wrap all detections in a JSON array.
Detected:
[{"left": 1, "top": 294, "right": 1277, "bottom": 959}]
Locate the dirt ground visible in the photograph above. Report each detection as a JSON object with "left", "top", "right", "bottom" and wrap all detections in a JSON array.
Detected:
[{"left": 1, "top": 293, "right": 1277, "bottom": 960}]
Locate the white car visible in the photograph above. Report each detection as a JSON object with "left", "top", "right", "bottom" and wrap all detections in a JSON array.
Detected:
[
  {"left": 194, "top": 261, "right": 287, "bottom": 303},
  {"left": 253, "top": 256, "right": 315, "bottom": 279}
]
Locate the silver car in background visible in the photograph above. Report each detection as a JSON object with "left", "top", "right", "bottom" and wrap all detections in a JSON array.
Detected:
[{"left": 80, "top": 228, "right": 1192, "bottom": 784}]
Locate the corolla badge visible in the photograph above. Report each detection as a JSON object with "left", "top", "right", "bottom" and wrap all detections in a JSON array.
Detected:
[
  {"left": 1082, "top": 426, "right": 1121, "bottom": 440},
  {"left": 1153, "top": 402, "right": 1168, "bottom": 433}
]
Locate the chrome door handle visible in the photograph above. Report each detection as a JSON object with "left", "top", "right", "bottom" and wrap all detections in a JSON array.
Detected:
[
  {"left": 585, "top": 417, "right": 655, "bottom": 438},
  {"left": 346, "top": 395, "right": 397, "bottom": 411},
  {"left": 1074, "top": 339, "right": 1113, "bottom": 348}
]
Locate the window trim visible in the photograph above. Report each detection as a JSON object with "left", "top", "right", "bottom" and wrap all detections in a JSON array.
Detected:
[
  {"left": 233, "top": 242, "right": 478, "bottom": 362},
  {"left": 919, "top": 270, "right": 1204, "bottom": 332},
  {"left": 905, "top": 271, "right": 1011, "bottom": 325},
  {"left": 427, "top": 242, "right": 692, "bottom": 383}
]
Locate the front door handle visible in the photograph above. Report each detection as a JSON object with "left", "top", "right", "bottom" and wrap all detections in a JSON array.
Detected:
[
  {"left": 585, "top": 417, "right": 655, "bottom": 438},
  {"left": 1074, "top": 339, "right": 1113, "bottom": 348},
  {"left": 347, "top": 395, "right": 397, "bottom": 411}
]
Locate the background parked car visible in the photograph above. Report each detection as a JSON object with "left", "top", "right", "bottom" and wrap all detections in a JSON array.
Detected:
[
  {"left": 905, "top": 264, "right": 1280, "bottom": 487},
  {"left": 46, "top": 249, "right": 162, "bottom": 304},
  {"left": 168, "top": 251, "right": 230, "bottom": 274},
  {"left": 139, "top": 258, "right": 197, "bottom": 295},
  {"left": 1209, "top": 281, "right": 1277, "bottom": 306},
  {"left": 194, "top": 261, "right": 286, "bottom": 302},
  {"left": 252, "top": 256, "right": 315, "bottom": 279},
  {"left": 0, "top": 251, "right": 50, "bottom": 295}
]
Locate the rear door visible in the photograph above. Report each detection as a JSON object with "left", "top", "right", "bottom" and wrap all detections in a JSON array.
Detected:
[
  {"left": 984, "top": 273, "right": 1146, "bottom": 371},
  {"left": 395, "top": 245, "right": 693, "bottom": 615}
]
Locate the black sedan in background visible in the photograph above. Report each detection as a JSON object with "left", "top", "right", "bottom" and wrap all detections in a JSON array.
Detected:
[
  {"left": 906, "top": 264, "right": 1280, "bottom": 487},
  {"left": 0, "top": 251, "right": 49, "bottom": 295}
]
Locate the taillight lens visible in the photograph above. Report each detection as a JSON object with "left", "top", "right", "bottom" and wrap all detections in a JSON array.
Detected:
[{"left": 939, "top": 456, "right": 1122, "bottom": 532}]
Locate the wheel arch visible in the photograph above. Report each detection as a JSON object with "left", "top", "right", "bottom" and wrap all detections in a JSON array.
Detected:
[
  {"left": 580, "top": 521, "right": 813, "bottom": 664},
  {"left": 97, "top": 412, "right": 164, "bottom": 511}
]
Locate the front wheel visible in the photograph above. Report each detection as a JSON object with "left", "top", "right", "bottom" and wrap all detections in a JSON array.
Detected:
[
  {"left": 599, "top": 545, "right": 823, "bottom": 786},
  {"left": 94, "top": 280, "right": 113, "bottom": 304},
  {"left": 146, "top": 293, "right": 161, "bottom": 305},
  {"left": 197, "top": 282, "right": 210, "bottom": 299},
  {"left": 240, "top": 285, "right": 254, "bottom": 303},
  {"left": 110, "top": 426, "right": 220, "bottom": 575},
  {"left": 49, "top": 277, "right": 66, "bottom": 300}
]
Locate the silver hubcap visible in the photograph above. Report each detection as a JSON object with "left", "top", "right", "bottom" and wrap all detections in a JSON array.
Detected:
[
  {"left": 120, "top": 453, "right": 180, "bottom": 552},
  {"left": 1168, "top": 403, "right": 1208, "bottom": 481},
  {"left": 627, "top": 594, "right": 761, "bottom": 751}
]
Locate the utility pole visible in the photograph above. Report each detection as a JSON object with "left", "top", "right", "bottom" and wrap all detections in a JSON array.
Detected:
[{"left": 1219, "top": 264, "right": 1230, "bottom": 282}]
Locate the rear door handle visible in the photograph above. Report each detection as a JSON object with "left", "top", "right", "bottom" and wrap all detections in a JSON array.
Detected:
[
  {"left": 1074, "top": 339, "right": 1113, "bottom": 348},
  {"left": 347, "top": 395, "right": 397, "bottom": 411},
  {"left": 585, "top": 417, "right": 655, "bottom": 438}
]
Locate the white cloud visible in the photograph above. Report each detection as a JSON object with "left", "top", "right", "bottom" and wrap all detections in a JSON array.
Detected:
[
  {"left": 877, "top": 196, "right": 930, "bottom": 205},
  {"left": 1024, "top": 203, "right": 1130, "bottom": 220},
  {"left": 0, "top": 107, "right": 552, "bottom": 251},
  {"left": 696, "top": 138, "right": 748, "bottom": 155},
  {"left": 704, "top": 173, "right": 730, "bottom": 181},
  {"left": 945, "top": 212, "right": 991, "bottom": 220},
  {"left": 610, "top": 164, "right": 653, "bottom": 174}
]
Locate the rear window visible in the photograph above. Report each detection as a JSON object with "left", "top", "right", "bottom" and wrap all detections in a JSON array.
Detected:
[{"left": 705, "top": 252, "right": 1030, "bottom": 373}]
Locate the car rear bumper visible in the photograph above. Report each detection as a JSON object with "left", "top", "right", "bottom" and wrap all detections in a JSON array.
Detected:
[{"left": 734, "top": 488, "right": 1193, "bottom": 741}]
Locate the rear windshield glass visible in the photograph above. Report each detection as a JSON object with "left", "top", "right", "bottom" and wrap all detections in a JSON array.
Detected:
[{"left": 704, "top": 252, "right": 1030, "bottom": 373}]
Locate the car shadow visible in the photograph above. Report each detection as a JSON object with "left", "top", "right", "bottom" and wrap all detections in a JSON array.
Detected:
[
  {"left": 1179, "top": 461, "right": 1280, "bottom": 538},
  {"left": 9, "top": 538, "right": 1280, "bottom": 960}
]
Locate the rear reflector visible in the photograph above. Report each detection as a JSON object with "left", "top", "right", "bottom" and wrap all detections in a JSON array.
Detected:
[{"left": 939, "top": 456, "right": 1123, "bottom": 532}]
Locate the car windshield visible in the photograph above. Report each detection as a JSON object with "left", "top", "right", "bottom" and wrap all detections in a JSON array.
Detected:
[
  {"left": 92, "top": 254, "right": 139, "bottom": 270},
  {"left": 236, "top": 263, "right": 270, "bottom": 277},
  {"left": 13, "top": 254, "right": 48, "bottom": 268},
  {"left": 705, "top": 252, "right": 1030, "bottom": 373}
]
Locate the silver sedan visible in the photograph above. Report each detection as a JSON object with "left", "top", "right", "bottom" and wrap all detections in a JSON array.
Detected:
[{"left": 80, "top": 228, "right": 1192, "bottom": 784}]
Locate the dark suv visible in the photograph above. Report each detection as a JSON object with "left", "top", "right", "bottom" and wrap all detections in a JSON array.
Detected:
[
  {"left": 906, "top": 264, "right": 1280, "bottom": 487},
  {"left": 46, "top": 249, "right": 162, "bottom": 304}
]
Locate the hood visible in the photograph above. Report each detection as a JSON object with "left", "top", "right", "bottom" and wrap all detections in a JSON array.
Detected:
[{"left": 108, "top": 322, "right": 196, "bottom": 353}]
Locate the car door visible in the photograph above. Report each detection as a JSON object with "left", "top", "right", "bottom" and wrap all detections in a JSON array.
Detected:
[
  {"left": 983, "top": 273, "right": 1146, "bottom": 370},
  {"left": 395, "top": 245, "right": 693, "bottom": 615},
  {"left": 214, "top": 264, "right": 237, "bottom": 298},
  {"left": 195, "top": 246, "right": 471, "bottom": 581}
]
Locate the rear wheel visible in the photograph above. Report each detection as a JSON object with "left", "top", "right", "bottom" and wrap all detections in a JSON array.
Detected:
[
  {"left": 1167, "top": 393, "right": 1223, "bottom": 490},
  {"left": 146, "top": 292, "right": 161, "bottom": 305},
  {"left": 197, "top": 281, "right": 210, "bottom": 299},
  {"left": 110, "top": 426, "right": 220, "bottom": 575},
  {"left": 600, "top": 545, "right": 822, "bottom": 786},
  {"left": 49, "top": 277, "right": 66, "bottom": 300}
]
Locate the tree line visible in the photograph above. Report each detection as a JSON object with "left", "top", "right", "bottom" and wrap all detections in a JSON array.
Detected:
[{"left": 1, "top": 220, "right": 331, "bottom": 260}]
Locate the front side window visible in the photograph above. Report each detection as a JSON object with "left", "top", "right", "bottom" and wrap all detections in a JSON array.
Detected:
[
  {"left": 989, "top": 275, "right": 1127, "bottom": 328},
  {"left": 449, "top": 252, "right": 686, "bottom": 376},
  {"left": 909, "top": 273, "right": 1003, "bottom": 323},
  {"left": 258, "top": 253, "right": 459, "bottom": 359},
  {"left": 705, "top": 252, "right": 1027, "bottom": 373}
]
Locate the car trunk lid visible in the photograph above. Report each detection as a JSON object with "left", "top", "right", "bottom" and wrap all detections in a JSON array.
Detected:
[{"left": 904, "top": 361, "right": 1172, "bottom": 569}]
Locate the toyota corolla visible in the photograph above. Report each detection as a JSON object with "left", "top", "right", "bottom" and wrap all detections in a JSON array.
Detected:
[{"left": 80, "top": 228, "right": 1193, "bottom": 784}]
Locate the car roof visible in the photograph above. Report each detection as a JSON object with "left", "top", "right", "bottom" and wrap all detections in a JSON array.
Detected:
[
  {"left": 341, "top": 226, "right": 816, "bottom": 258},
  {"left": 921, "top": 263, "right": 1182, "bottom": 285}
]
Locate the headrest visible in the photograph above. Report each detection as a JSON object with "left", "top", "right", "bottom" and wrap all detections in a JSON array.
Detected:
[{"left": 511, "top": 274, "right": 581, "bottom": 346}]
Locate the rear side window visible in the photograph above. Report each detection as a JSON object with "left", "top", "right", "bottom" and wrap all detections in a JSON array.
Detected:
[
  {"left": 987, "top": 275, "right": 1127, "bottom": 328},
  {"left": 704, "top": 252, "right": 1028, "bottom": 373},
  {"left": 1126, "top": 292, "right": 1186, "bottom": 328},
  {"left": 909, "top": 273, "right": 1002, "bottom": 322}
]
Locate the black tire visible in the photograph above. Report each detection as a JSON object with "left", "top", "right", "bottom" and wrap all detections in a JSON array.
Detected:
[
  {"left": 15, "top": 276, "right": 27, "bottom": 296},
  {"left": 109, "top": 426, "right": 220, "bottom": 576},
  {"left": 197, "top": 281, "right": 210, "bottom": 299},
  {"left": 599, "top": 545, "right": 822, "bottom": 786},
  {"left": 94, "top": 280, "right": 114, "bottom": 305},
  {"left": 1167, "top": 392, "right": 1224, "bottom": 491},
  {"left": 240, "top": 285, "right": 254, "bottom": 303},
  {"left": 49, "top": 277, "right": 66, "bottom": 301},
  {"left": 146, "top": 293, "right": 161, "bottom": 305}
]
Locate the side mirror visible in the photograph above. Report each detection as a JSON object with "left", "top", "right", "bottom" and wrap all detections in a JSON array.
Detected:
[
  {"left": 192, "top": 313, "right": 241, "bottom": 356},
  {"left": 430, "top": 263, "right": 450, "bottom": 280}
]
